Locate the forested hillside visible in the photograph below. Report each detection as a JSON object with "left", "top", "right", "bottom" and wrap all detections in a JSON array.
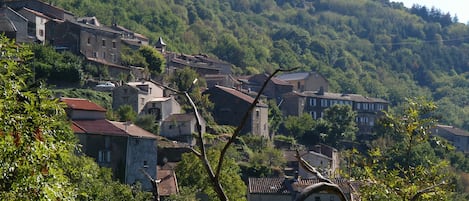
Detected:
[{"left": 51, "top": 0, "right": 469, "bottom": 129}]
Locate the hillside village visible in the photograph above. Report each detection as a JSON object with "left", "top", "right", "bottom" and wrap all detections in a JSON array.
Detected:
[{"left": 2, "top": 0, "right": 469, "bottom": 200}]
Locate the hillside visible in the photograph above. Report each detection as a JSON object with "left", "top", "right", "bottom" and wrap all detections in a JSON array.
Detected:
[{"left": 50, "top": 0, "right": 469, "bottom": 129}]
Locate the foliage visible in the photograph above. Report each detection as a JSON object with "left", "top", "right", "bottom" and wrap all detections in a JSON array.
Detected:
[
  {"left": 348, "top": 98, "right": 456, "bottom": 201},
  {"left": 116, "top": 104, "right": 137, "bottom": 122},
  {"left": 139, "top": 45, "right": 165, "bottom": 76},
  {"left": 64, "top": 154, "right": 152, "bottom": 200},
  {"left": 319, "top": 104, "right": 358, "bottom": 148},
  {"left": 282, "top": 113, "right": 314, "bottom": 139},
  {"left": 176, "top": 145, "right": 247, "bottom": 201},
  {"left": 53, "top": 88, "right": 112, "bottom": 109},
  {"left": 166, "top": 186, "right": 199, "bottom": 201},
  {"left": 135, "top": 114, "right": 158, "bottom": 134},
  {"left": 31, "top": 44, "right": 82, "bottom": 84},
  {"left": 267, "top": 99, "right": 283, "bottom": 137},
  {"left": 48, "top": 0, "right": 469, "bottom": 130},
  {"left": 0, "top": 35, "right": 78, "bottom": 200},
  {"left": 0, "top": 35, "right": 151, "bottom": 201},
  {"left": 168, "top": 67, "right": 215, "bottom": 125}
]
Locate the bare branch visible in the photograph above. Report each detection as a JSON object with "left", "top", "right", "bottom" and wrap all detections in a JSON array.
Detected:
[
  {"left": 215, "top": 68, "right": 298, "bottom": 180},
  {"left": 296, "top": 149, "right": 332, "bottom": 183},
  {"left": 294, "top": 150, "right": 349, "bottom": 201}
]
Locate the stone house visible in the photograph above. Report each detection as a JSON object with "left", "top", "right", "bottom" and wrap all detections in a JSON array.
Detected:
[
  {"left": 431, "top": 125, "right": 469, "bottom": 154},
  {"left": 160, "top": 113, "right": 206, "bottom": 145},
  {"left": 0, "top": 5, "right": 30, "bottom": 43},
  {"left": 248, "top": 177, "right": 357, "bottom": 201},
  {"left": 281, "top": 90, "right": 388, "bottom": 136},
  {"left": 276, "top": 71, "right": 329, "bottom": 93},
  {"left": 17, "top": 7, "right": 50, "bottom": 43},
  {"left": 299, "top": 144, "right": 340, "bottom": 179},
  {"left": 6, "top": 0, "right": 75, "bottom": 21},
  {"left": 203, "top": 85, "right": 269, "bottom": 137},
  {"left": 142, "top": 96, "right": 181, "bottom": 122},
  {"left": 112, "top": 81, "right": 165, "bottom": 115},
  {"left": 46, "top": 19, "right": 122, "bottom": 65},
  {"left": 61, "top": 97, "right": 158, "bottom": 191}
]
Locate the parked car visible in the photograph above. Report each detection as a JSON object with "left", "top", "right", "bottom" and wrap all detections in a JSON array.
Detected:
[{"left": 95, "top": 82, "right": 115, "bottom": 91}]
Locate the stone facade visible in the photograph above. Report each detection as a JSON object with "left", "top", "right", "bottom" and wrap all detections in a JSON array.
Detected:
[
  {"left": 282, "top": 90, "right": 388, "bottom": 136},
  {"left": 204, "top": 85, "right": 269, "bottom": 137},
  {"left": 112, "top": 81, "right": 165, "bottom": 115}
]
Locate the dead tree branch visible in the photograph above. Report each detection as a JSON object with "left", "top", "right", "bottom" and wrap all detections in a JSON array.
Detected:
[{"left": 295, "top": 150, "right": 348, "bottom": 201}]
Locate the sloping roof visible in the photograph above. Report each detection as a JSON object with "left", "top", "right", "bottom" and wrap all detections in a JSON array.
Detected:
[
  {"left": 60, "top": 97, "right": 107, "bottom": 112},
  {"left": 155, "top": 37, "right": 166, "bottom": 48},
  {"left": 435, "top": 125, "right": 469, "bottom": 137},
  {"left": 19, "top": 7, "right": 51, "bottom": 20},
  {"left": 216, "top": 85, "right": 255, "bottom": 103},
  {"left": 276, "top": 72, "right": 311, "bottom": 81},
  {"left": 72, "top": 119, "right": 128, "bottom": 136},
  {"left": 248, "top": 177, "right": 355, "bottom": 195},
  {"left": 0, "top": 7, "right": 17, "bottom": 32},
  {"left": 249, "top": 73, "right": 292, "bottom": 86},
  {"left": 297, "top": 91, "right": 388, "bottom": 103},
  {"left": 283, "top": 150, "right": 308, "bottom": 163},
  {"left": 163, "top": 113, "right": 195, "bottom": 122},
  {"left": 110, "top": 121, "right": 157, "bottom": 139},
  {"left": 157, "top": 167, "right": 179, "bottom": 196}
]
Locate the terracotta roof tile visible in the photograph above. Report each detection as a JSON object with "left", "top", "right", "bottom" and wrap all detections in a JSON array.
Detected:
[
  {"left": 60, "top": 97, "right": 107, "bottom": 112},
  {"left": 157, "top": 167, "right": 179, "bottom": 196},
  {"left": 435, "top": 125, "right": 469, "bottom": 137},
  {"left": 248, "top": 177, "right": 355, "bottom": 194},
  {"left": 110, "top": 121, "right": 157, "bottom": 139},
  {"left": 72, "top": 119, "right": 127, "bottom": 136}
]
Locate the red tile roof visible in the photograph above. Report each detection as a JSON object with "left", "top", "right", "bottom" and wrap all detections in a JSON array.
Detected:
[
  {"left": 157, "top": 167, "right": 179, "bottom": 196},
  {"left": 60, "top": 97, "right": 106, "bottom": 112},
  {"left": 72, "top": 119, "right": 128, "bottom": 136},
  {"left": 110, "top": 121, "right": 158, "bottom": 139}
]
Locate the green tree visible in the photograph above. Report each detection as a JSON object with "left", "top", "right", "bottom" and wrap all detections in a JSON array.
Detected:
[
  {"left": 176, "top": 146, "right": 247, "bottom": 201},
  {"left": 0, "top": 35, "right": 78, "bottom": 200},
  {"left": 352, "top": 98, "right": 455, "bottom": 201},
  {"left": 283, "top": 113, "right": 315, "bottom": 139},
  {"left": 139, "top": 45, "right": 165, "bottom": 76},
  {"left": 135, "top": 114, "right": 158, "bottom": 134},
  {"left": 268, "top": 99, "right": 283, "bottom": 137},
  {"left": 116, "top": 104, "right": 137, "bottom": 122},
  {"left": 321, "top": 104, "right": 358, "bottom": 148}
]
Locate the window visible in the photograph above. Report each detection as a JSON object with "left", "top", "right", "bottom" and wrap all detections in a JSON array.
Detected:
[
  {"left": 104, "top": 136, "right": 110, "bottom": 149},
  {"left": 357, "top": 103, "right": 361, "bottom": 110},
  {"left": 143, "top": 160, "right": 148, "bottom": 168},
  {"left": 87, "top": 37, "right": 91, "bottom": 44},
  {"left": 169, "top": 124, "right": 175, "bottom": 129},
  {"left": 141, "top": 98, "right": 145, "bottom": 105},
  {"left": 256, "top": 109, "right": 260, "bottom": 117},
  {"left": 93, "top": 52, "right": 98, "bottom": 58},
  {"left": 102, "top": 39, "right": 106, "bottom": 47},
  {"left": 112, "top": 41, "right": 116, "bottom": 48},
  {"left": 310, "top": 98, "right": 316, "bottom": 106},
  {"left": 102, "top": 52, "right": 106, "bottom": 59},
  {"left": 98, "top": 150, "right": 111, "bottom": 163},
  {"left": 39, "top": 29, "right": 44, "bottom": 37}
]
